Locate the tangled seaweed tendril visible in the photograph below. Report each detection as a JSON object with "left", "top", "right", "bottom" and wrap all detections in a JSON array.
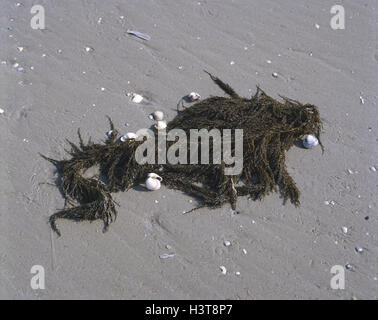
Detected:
[{"left": 43, "top": 73, "right": 323, "bottom": 236}]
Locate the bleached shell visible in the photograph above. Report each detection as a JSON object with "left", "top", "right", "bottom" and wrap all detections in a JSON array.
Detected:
[
  {"left": 147, "top": 173, "right": 163, "bottom": 180},
  {"left": 188, "top": 92, "right": 201, "bottom": 102},
  {"left": 154, "top": 120, "right": 167, "bottom": 130},
  {"left": 220, "top": 266, "right": 227, "bottom": 275},
  {"left": 130, "top": 93, "right": 144, "bottom": 103},
  {"left": 120, "top": 132, "right": 138, "bottom": 141},
  {"left": 146, "top": 176, "right": 162, "bottom": 191},
  {"left": 151, "top": 110, "right": 164, "bottom": 121},
  {"left": 303, "top": 135, "right": 319, "bottom": 149}
]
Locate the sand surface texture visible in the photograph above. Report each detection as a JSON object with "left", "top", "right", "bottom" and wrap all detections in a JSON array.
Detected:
[{"left": 0, "top": 0, "right": 377, "bottom": 299}]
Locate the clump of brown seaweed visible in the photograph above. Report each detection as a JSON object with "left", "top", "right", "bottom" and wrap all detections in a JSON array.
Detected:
[{"left": 43, "top": 73, "right": 323, "bottom": 236}]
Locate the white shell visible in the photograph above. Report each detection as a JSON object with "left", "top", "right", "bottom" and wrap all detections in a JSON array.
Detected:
[
  {"left": 120, "top": 132, "right": 138, "bottom": 141},
  {"left": 223, "top": 240, "right": 231, "bottom": 247},
  {"left": 220, "top": 266, "right": 227, "bottom": 275},
  {"left": 341, "top": 226, "right": 348, "bottom": 234},
  {"left": 159, "top": 253, "right": 175, "bottom": 259},
  {"left": 188, "top": 92, "right": 201, "bottom": 102},
  {"left": 154, "top": 120, "right": 167, "bottom": 130},
  {"left": 303, "top": 135, "right": 319, "bottom": 149},
  {"left": 151, "top": 110, "right": 164, "bottom": 121},
  {"left": 146, "top": 173, "right": 162, "bottom": 191},
  {"left": 130, "top": 93, "right": 143, "bottom": 103}
]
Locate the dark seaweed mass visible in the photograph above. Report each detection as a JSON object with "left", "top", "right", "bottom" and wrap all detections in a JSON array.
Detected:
[{"left": 43, "top": 73, "right": 323, "bottom": 236}]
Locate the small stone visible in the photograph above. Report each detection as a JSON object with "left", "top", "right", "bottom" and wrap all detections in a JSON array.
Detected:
[{"left": 347, "top": 169, "right": 353, "bottom": 174}]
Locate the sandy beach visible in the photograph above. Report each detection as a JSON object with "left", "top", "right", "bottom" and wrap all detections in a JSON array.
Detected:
[{"left": 0, "top": 0, "right": 377, "bottom": 299}]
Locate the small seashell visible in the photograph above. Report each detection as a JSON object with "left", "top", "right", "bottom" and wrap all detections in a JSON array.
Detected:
[
  {"left": 187, "top": 92, "right": 201, "bottom": 102},
  {"left": 242, "top": 248, "right": 247, "bottom": 255},
  {"left": 120, "top": 132, "right": 138, "bottom": 141},
  {"left": 84, "top": 46, "right": 94, "bottom": 53},
  {"left": 13, "top": 62, "right": 19, "bottom": 68},
  {"left": 159, "top": 253, "right": 175, "bottom": 259},
  {"left": 235, "top": 271, "right": 241, "bottom": 276},
  {"left": 303, "top": 135, "right": 319, "bottom": 149},
  {"left": 220, "top": 266, "right": 227, "bottom": 275},
  {"left": 0, "top": 108, "right": 4, "bottom": 114},
  {"left": 359, "top": 95, "right": 365, "bottom": 104},
  {"left": 355, "top": 247, "right": 363, "bottom": 253},
  {"left": 151, "top": 110, "right": 164, "bottom": 121},
  {"left": 223, "top": 240, "right": 231, "bottom": 247},
  {"left": 106, "top": 130, "right": 113, "bottom": 137},
  {"left": 230, "top": 61, "right": 235, "bottom": 65},
  {"left": 266, "top": 59, "right": 272, "bottom": 64},
  {"left": 130, "top": 93, "right": 143, "bottom": 103},
  {"left": 272, "top": 72, "right": 278, "bottom": 78},
  {"left": 370, "top": 166, "right": 376, "bottom": 172},
  {"left": 146, "top": 173, "right": 162, "bottom": 191},
  {"left": 345, "top": 264, "right": 353, "bottom": 270},
  {"left": 341, "top": 226, "right": 348, "bottom": 234},
  {"left": 17, "top": 46, "right": 24, "bottom": 52},
  {"left": 154, "top": 120, "right": 167, "bottom": 130},
  {"left": 315, "top": 24, "right": 320, "bottom": 29}
]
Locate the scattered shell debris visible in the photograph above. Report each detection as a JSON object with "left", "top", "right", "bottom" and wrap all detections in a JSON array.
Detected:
[
  {"left": 159, "top": 253, "right": 175, "bottom": 259},
  {"left": 146, "top": 173, "right": 162, "bottom": 191},
  {"left": 220, "top": 266, "right": 227, "bottom": 275},
  {"left": 303, "top": 135, "right": 319, "bottom": 149},
  {"left": 127, "top": 29, "right": 151, "bottom": 41}
]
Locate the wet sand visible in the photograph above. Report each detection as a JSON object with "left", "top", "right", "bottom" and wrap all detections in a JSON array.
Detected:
[{"left": 0, "top": 0, "right": 377, "bottom": 299}]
